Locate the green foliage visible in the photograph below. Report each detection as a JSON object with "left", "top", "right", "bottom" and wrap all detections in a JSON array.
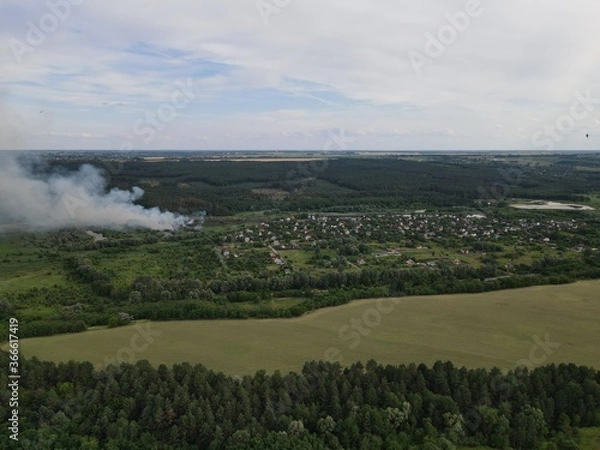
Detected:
[
  {"left": 51, "top": 155, "right": 600, "bottom": 215},
  {"left": 19, "top": 319, "right": 86, "bottom": 337},
  {"left": 2, "top": 155, "right": 600, "bottom": 338},
  {"left": 2, "top": 354, "right": 599, "bottom": 449}
]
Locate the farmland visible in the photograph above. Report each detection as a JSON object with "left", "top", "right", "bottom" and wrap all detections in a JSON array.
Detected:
[{"left": 17, "top": 279, "right": 600, "bottom": 375}]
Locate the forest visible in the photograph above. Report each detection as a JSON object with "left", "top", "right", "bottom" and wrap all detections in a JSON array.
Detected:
[
  {"left": 0, "top": 353, "right": 598, "bottom": 450},
  {"left": 46, "top": 154, "right": 600, "bottom": 216}
]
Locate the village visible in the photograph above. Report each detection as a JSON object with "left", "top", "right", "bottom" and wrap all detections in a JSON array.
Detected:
[{"left": 217, "top": 211, "right": 591, "bottom": 272}]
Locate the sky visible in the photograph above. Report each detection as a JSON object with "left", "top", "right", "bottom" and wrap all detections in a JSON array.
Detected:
[{"left": 1, "top": 0, "right": 600, "bottom": 151}]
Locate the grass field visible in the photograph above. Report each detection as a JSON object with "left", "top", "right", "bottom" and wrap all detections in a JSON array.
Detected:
[
  {"left": 579, "top": 427, "right": 600, "bottom": 449},
  {"left": 457, "top": 429, "right": 600, "bottom": 450},
  {"left": 16, "top": 280, "right": 600, "bottom": 375},
  {"left": 0, "top": 234, "right": 65, "bottom": 292}
]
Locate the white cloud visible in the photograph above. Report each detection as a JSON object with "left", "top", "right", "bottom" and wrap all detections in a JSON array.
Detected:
[{"left": 2, "top": 0, "right": 600, "bottom": 150}]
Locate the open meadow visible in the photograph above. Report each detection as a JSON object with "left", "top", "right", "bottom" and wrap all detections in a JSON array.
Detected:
[{"left": 18, "top": 279, "right": 600, "bottom": 375}]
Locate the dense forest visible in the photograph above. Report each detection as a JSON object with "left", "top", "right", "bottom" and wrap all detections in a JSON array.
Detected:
[
  {"left": 1, "top": 353, "right": 599, "bottom": 449},
  {"left": 46, "top": 155, "right": 600, "bottom": 215}
]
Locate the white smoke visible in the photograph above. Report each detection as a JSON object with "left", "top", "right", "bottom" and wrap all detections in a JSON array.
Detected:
[{"left": 0, "top": 156, "right": 189, "bottom": 231}]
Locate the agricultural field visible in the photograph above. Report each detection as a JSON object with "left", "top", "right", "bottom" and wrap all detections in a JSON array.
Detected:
[
  {"left": 578, "top": 428, "right": 600, "bottom": 450},
  {"left": 17, "top": 279, "right": 600, "bottom": 375},
  {"left": 459, "top": 432, "right": 600, "bottom": 450}
]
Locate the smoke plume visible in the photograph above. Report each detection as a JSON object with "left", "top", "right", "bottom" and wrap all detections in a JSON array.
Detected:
[{"left": 0, "top": 156, "right": 189, "bottom": 231}]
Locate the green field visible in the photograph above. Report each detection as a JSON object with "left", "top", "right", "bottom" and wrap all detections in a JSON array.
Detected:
[
  {"left": 456, "top": 427, "right": 600, "bottom": 450},
  {"left": 18, "top": 280, "right": 600, "bottom": 375},
  {"left": 579, "top": 427, "right": 600, "bottom": 449}
]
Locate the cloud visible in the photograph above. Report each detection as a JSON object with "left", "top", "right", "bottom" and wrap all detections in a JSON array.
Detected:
[{"left": 2, "top": 0, "right": 600, "bottom": 150}]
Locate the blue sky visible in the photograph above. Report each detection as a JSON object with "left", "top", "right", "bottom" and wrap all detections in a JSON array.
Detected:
[{"left": 1, "top": 0, "right": 600, "bottom": 151}]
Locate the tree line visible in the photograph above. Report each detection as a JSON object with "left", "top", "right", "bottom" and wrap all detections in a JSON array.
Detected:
[
  {"left": 1, "top": 354, "right": 598, "bottom": 449},
  {"left": 2, "top": 250, "right": 598, "bottom": 338}
]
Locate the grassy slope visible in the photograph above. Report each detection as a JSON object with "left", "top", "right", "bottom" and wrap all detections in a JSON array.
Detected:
[{"left": 15, "top": 280, "right": 600, "bottom": 376}]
